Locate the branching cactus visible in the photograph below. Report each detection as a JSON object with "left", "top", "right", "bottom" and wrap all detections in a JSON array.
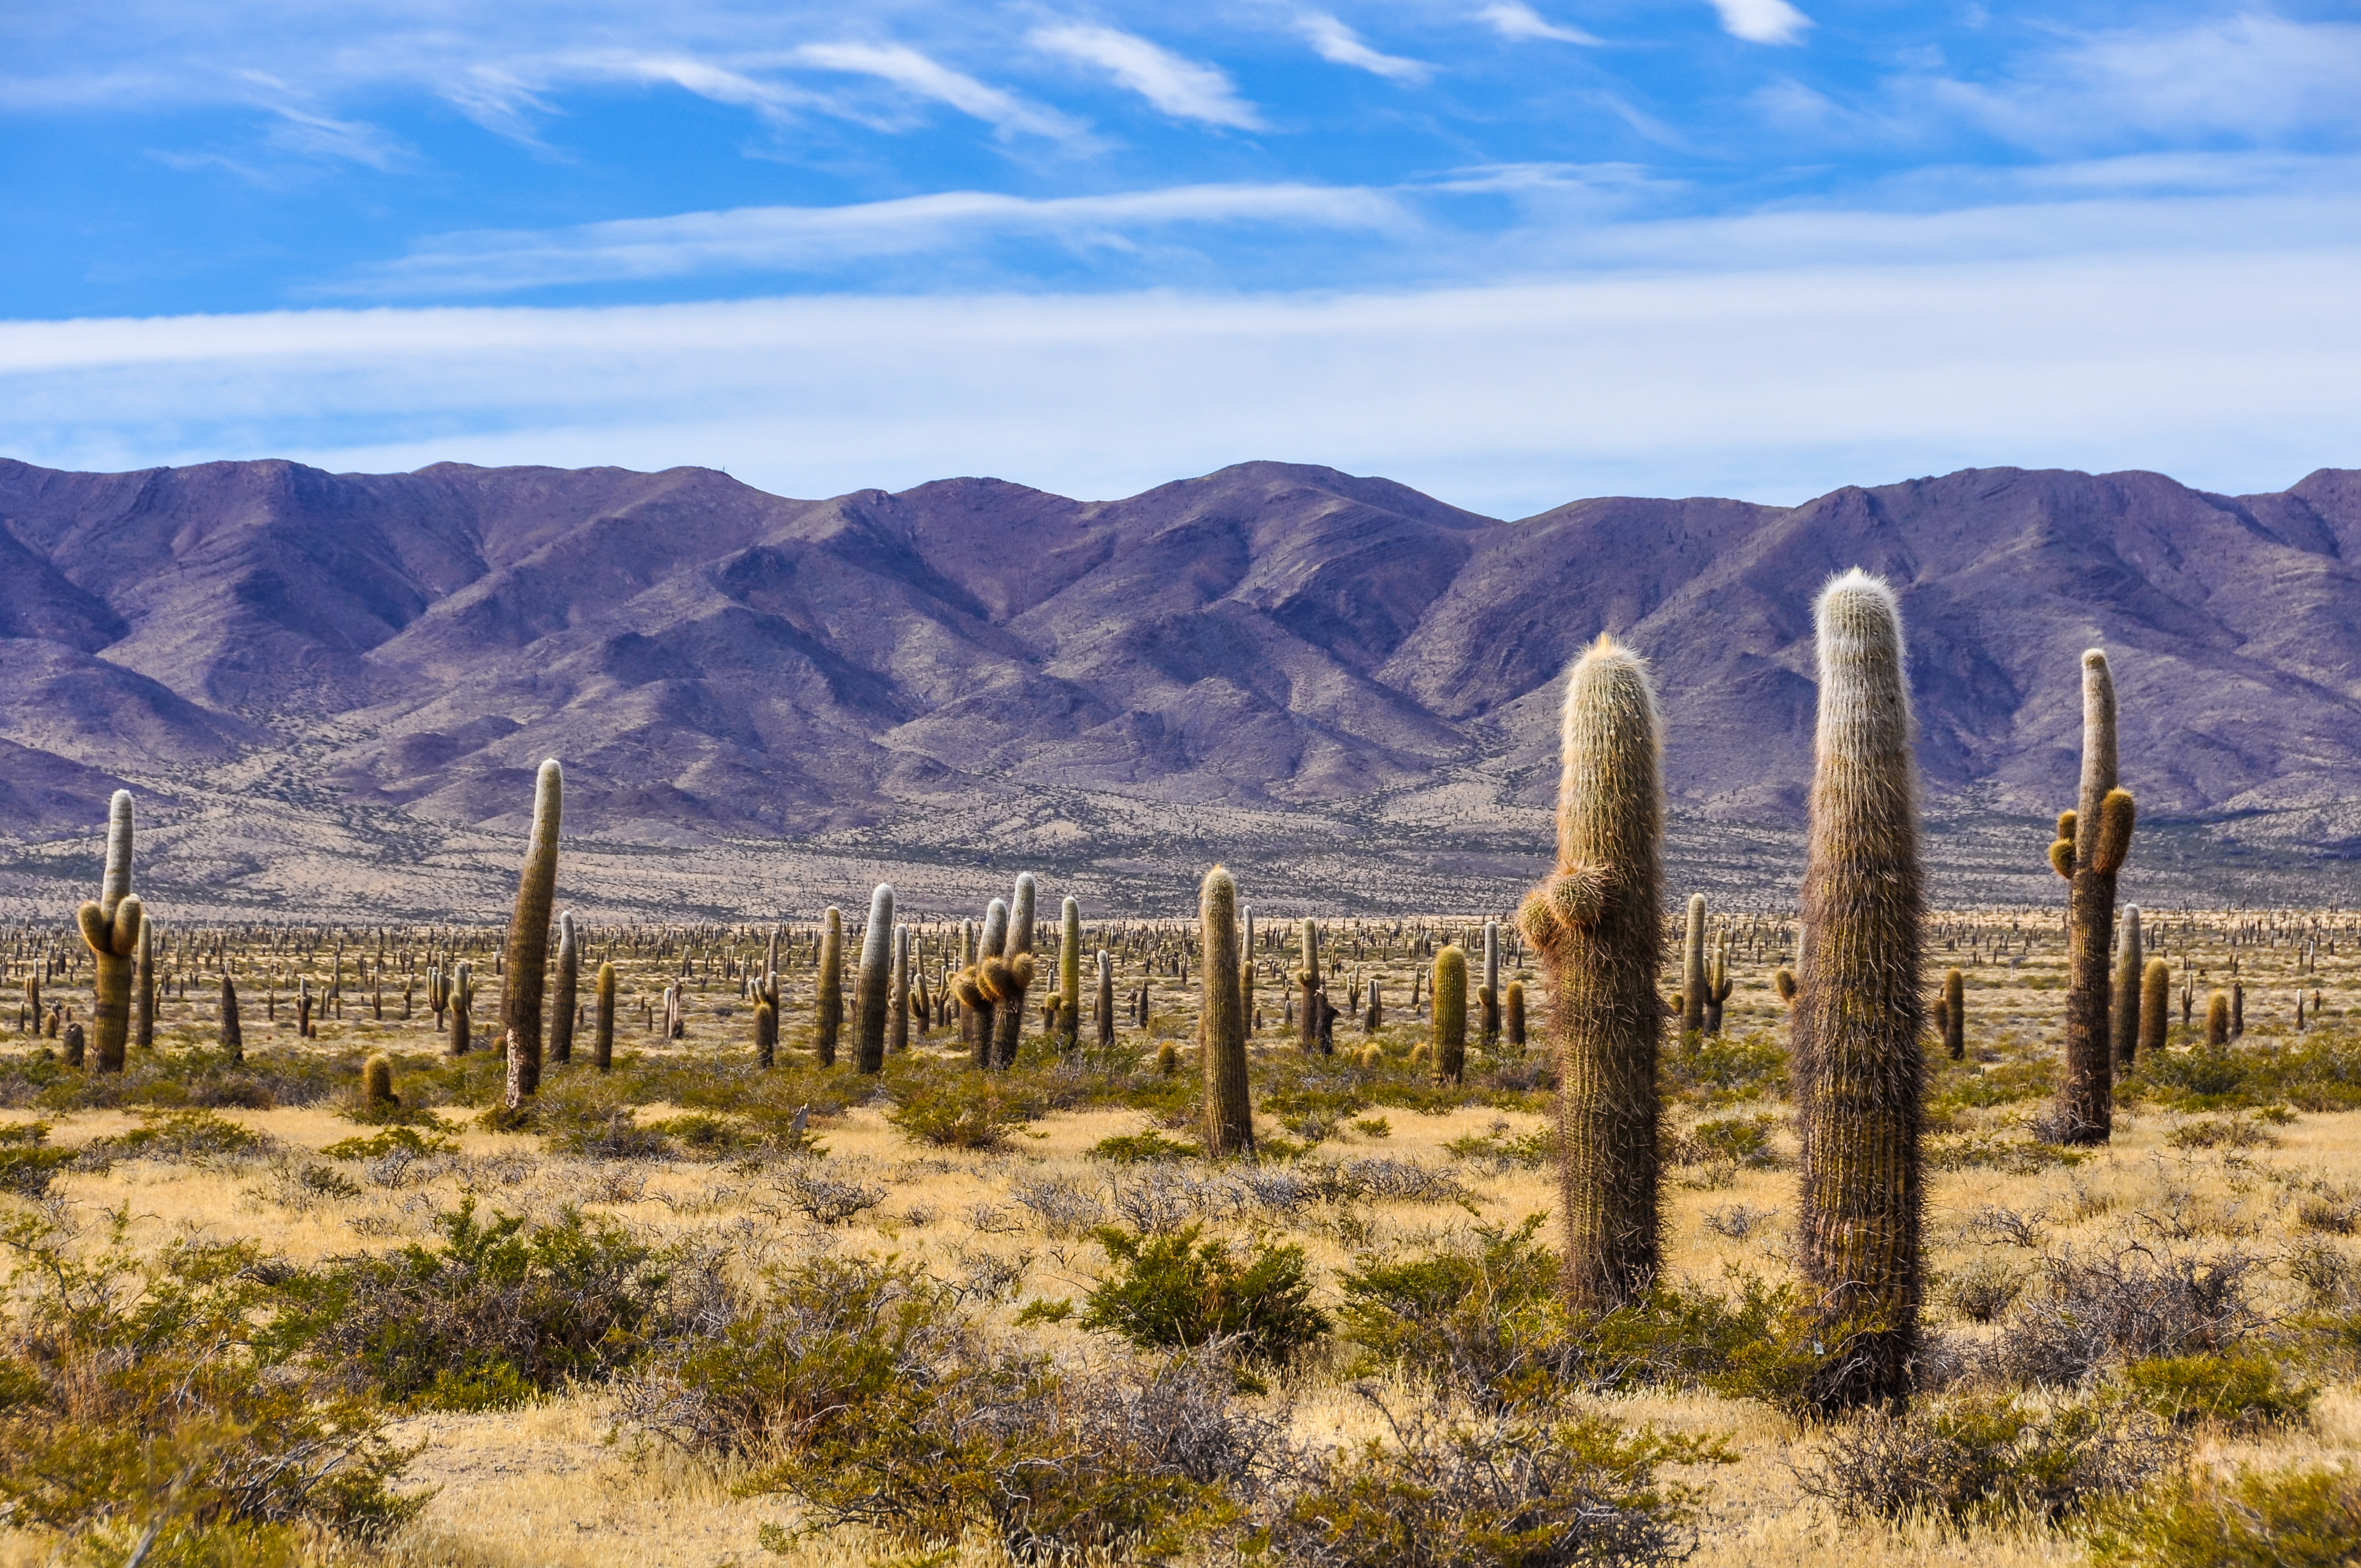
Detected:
[
  {"left": 815, "top": 907, "right": 843, "bottom": 1067},
  {"left": 2111, "top": 905, "right": 2143, "bottom": 1073},
  {"left": 1297, "top": 919, "right": 1322, "bottom": 1054},
  {"left": 986, "top": 875, "right": 1036, "bottom": 1070},
  {"left": 1431, "top": 945, "right": 1468, "bottom": 1085},
  {"left": 1517, "top": 635, "right": 1665, "bottom": 1312},
  {"left": 500, "top": 759, "right": 563, "bottom": 1103},
  {"left": 595, "top": 962, "right": 616, "bottom": 1072},
  {"left": 959, "top": 899, "right": 1010, "bottom": 1069},
  {"left": 1703, "top": 928, "right": 1734, "bottom": 1035},
  {"left": 854, "top": 884, "right": 895, "bottom": 1073},
  {"left": 75, "top": 790, "right": 142, "bottom": 1074},
  {"left": 1792, "top": 571, "right": 1925, "bottom": 1413},
  {"left": 753, "top": 965, "right": 778, "bottom": 1068},
  {"left": 450, "top": 960, "right": 475, "bottom": 1056},
  {"left": 551, "top": 911, "right": 579, "bottom": 1066},
  {"left": 2050, "top": 652, "right": 2135, "bottom": 1141},
  {"left": 1201, "top": 866, "right": 1254, "bottom": 1158}
]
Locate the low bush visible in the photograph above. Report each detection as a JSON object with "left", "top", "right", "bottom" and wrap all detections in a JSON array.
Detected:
[
  {"left": 2119, "top": 1349, "right": 2315, "bottom": 1429},
  {"left": 1800, "top": 1390, "right": 2180, "bottom": 1527},
  {"left": 889, "top": 1074, "right": 1038, "bottom": 1150},
  {"left": 1084, "top": 1225, "right": 1328, "bottom": 1379},
  {"left": 1980, "top": 1245, "right": 2260, "bottom": 1387},
  {"left": 1661, "top": 1031, "right": 1788, "bottom": 1105},
  {"left": 82, "top": 1107, "right": 273, "bottom": 1164},
  {"left": 0, "top": 1121, "right": 73, "bottom": 1197},
  {"left": 1679, "top": 1113, "right": 1787, "bottom": 1169},
  {"left": 1442, "top": 1123, "right": 1553, "bottom": 1170},
  {"left": 278, "top": 1196, "right": 682, "bottom": 1409},
  {"left": 2090, "top": 1463, "right": 2361, "bottom": 1567},
  {"left": 1093, "top": 1129, "right": 1202, "bottom": 1164}
]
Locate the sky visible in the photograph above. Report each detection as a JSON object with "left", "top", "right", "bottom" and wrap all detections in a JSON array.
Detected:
[{"left": 2, "top": 1, "right": 2358, "bottom": 516}]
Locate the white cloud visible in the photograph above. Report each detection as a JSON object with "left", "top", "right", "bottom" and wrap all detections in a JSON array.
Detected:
[
  {"left": 790, "top": 41, "right": 1081, "bottom": 138},
  {"left": 1710, "top": 0, "right": 1812, "bottom": 47},
  {"left": 1030, "top": 24, "right": 1263, "bottom": 128},
  {"left": 324, "top": 183, "right": 1411, "bottom": 295},
  {"left": 7, "top": 226, "right": 2357, "bottom": 520},
  {"left": 1297, "top": 15, "right": 1433, "bottom": 83},
  {"left": 1477, "top": 3, "right": 1600, "bottom": 45}
]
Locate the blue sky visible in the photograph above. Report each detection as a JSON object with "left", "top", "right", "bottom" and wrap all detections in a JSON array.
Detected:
[{"left": 3, "top": 2, "right": 2359, "bottom": 514}]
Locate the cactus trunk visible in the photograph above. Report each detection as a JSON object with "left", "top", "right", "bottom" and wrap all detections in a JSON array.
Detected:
[
  {"left": 1680, "top": 893, "right": 1707, "bottom": 1041},
  {"left": 2110, "top": 905, "right": 2142, "bottom": 1072},
  {"left": 1297, "top": 919, "right": 1321, "bottom": 1055},
  {"left": 987, "top": 875, "right": 1035, "bottom": 1070},
  {"left": 1200, "top": 867, "right": 1254, "bottom": 1158},
  {"left": 1792, "top": 571, "right": 1926, "bottom": 1413},
  {"left": 1942, "top": 969, "right": 1965, "bottom": 1060},
  {"left": 1095, "top": 950, "right": 1115, "bottom": 1048},
  {"left": 1431, "top": 945, "right": 1467, "bottom": 1084},
  {"left": 76, "top": 791, "right": 141, "bottom": 1074},
  {"left": 500, "top": 760, "right": 563, "bottom": 1103},
  {"left": 2139, "top": 959, "right": 2168, "bottom": 1060},
  {"left": 134, "top": 914, "right": 154, "bottom": 1053},
  {"left": 2054, "top": 653, "right": 2133, "bottom": 1142},
  {"left": 815, "top": 907, "right": 843, "bottom": 1067},
  {"left": 889, "top": 925, "right": 910, "bottom": 1057},
  {"left": 595, "top": 962, "right": 616, "bottom": 1072},
  {"left": 221, "top": 973, "right": 243, "bottom": 1060},
  {"left": 551, "top": 911, "right": 579, "bottom": 1065},
  {"left": 1058, "top": 897, "right": 1082, "bottom": 1052},
  {"left": 854, "top": 885, "right": 895, "bottom": 1073}
]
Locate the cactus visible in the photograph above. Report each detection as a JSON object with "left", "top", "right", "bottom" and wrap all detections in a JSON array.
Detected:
[
  {"left": 1241, "top": 905, "right": 1256, "bottom": 1035},
  {"left": 134, "top": 912, "right": 155, "bottom": 1053},
  {"left": 754, "top": 963, "right": 778, "bottom": 1067},
  {"left": 1679, "top": 894, "right": 1707, "bottom": 1040},
  {"left": 595, "top": 962, "right": 616, "bottom": 1072},
  {"left": 1942, "top": 969, "right": 1965, "bottom": 1060},
  {"left": 450, "top": 960, "right": 475, "bottom": 1056},
  {"left": 64, "top": 1021, "right": 85, "bottom": 1068},
  {"left": 1774, "top": 967, "right": 1798, "bottom": 1005},
  {"left": 221, "top": 973, "right": 243, "bottom": 1061},
  {"left": 890, "top": 925, "right": 911, "bottom": 1056},
  {"left": 2231, "top": 979, "right": 2245, "bottom": 1040},
  {"left": 1096, "top": 950, "right": 1115, "bottom": 1048},
  {"left": 551, "top": 911, "right": 579, "bottom": 1065},
  {"left": 500, "top": 759, "right": 563, "bottom": 1104},
  {"left": 1058, "top": 897, "right": 1082, "bottom": 1053},
  {"left": 854, "top": 885, "right": 895, "bottom": 1073},
  {"left": 1481, "top": 919, "right": 1502, "bottom": 1044},
  {"left": 298, "top": 979, "right": 316, "bottom": 1040},
  {"left": 361, "top": 1054, "right": 397, "bottom": 1110},
  {"left": 2050, "top": 652, "right": 2134, "bottom": 1143},
  {"left": 1365, "top": 978, "right": 1384, "bottom": 1034},
  {"left": 1431, "top": 945, "right": 1468, "bottom": 1086},
  {"left": 1156, "top": 1040, "right": 1180, "bottom": 1077},
  {"left": 1792, "top": 570, "right": 1925, "bottom": 1412},
  {"left": 1357, "top": 1043, "right": 1383, "bottom": 1069},
  {"left": 1702, "top": 928, "right": 1734, "bottom": 1035},
  {"left": 2110, "top": 905, "right": 2143, "bottom": 1072},
  {"left": 2206, "top": 988, "right": 2230, "bottom": 1047},
  {"left": 986, "top": 875, "right": 1036, "bottom": 1070},
  {"left": 1297, "top": 919, "right": 1321, "bottom": 1054},
  {"left": 1505, "top": 979, "right": 1525, "bottom": 1048},
  {"left": 428, "top": 964, "right": 450, "bottom": 1029},
  {"left": 2139, "top": 959, "right": 2168, "bottom": 1060},
  {"left": 960, "top": 899, "right": 1010, "bottom": 1069},
  {"left": 1516, "top": 635, "right": 1665, "bottom": 1313},
  {"left": 1200, "top": 866, "right": 1254, "bottom": 1157},
  {"left": 815, "top": 907, "right": 843, "bottom": 1067},
  {"left": 75, "top": 790, "right": 142, "bottom": 1074}
]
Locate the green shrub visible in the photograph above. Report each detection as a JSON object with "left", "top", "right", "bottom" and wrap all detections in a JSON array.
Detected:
[
  {"left": 1442, "top": 1124, "right": 1553, "bottom": 1169},
  {"left": 888, "top": 1075, "right": 1036, "bottom": 1150},
  {"left": 1661, "top": 1030, "right": 1788, "bottom": 1105},
  {"left": 2090, "top": 1464, "right": 2361, "bottom": 1567},
  {"left": 1092, "top": 1129, "right": 1202, "bottom": 1164},
  {"left": 1250, "top": 1399, "right": 1727, "bottom": 1568},
  {"left": 83, "top": 1107, "right": 271, "bottom": 1163},
  {"left": 0, "top": 1122, "right": 73, "bottom": 1198},
  {"left": 0, "top": 1209, "right": 420, "bottom": 1552},
  {"left": 1800, "top": 1390, "right": 2180, "bottom": 1526},
  {"left": 276, "top": 1197, "right": 677, "bottom": 1409},
  {"left": 1084, "top": 1225, "right": 1328, "bottom": 1377},
  {"left": 2120, "top": 1350, "right": 2315, "bottom": 1429},
  {"left": 1683, "top": 1114, "right": 1786, "bottom": 1169},
  {"left": 320, "top": 1125, "right": 458, "bottom": 1161}
]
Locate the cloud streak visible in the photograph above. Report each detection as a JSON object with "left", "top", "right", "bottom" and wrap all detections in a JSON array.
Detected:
[
  {"left": 1297, "top": 15, "right": 1433, "bottom": 83},
  {"left": 1710, "top": 0, "right": 1812, "bottom": 46},
  {"left": 790, "top": 41, "right": 1081, "bottom": 138},
  {"left": 1477, "top": 3, "right": 1602, "bottom": 46},
  {"left": 1030, "top": 25, "right": 1263, "bottom": 128}
]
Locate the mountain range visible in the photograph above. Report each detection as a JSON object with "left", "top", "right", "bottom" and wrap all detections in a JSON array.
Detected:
[{"left": 1, "top": 455, "right": 2356, "bottom": 917}]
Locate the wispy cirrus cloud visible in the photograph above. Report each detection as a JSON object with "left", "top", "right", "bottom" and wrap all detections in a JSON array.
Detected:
[
  {"left": 1709, "top": 0, "right": 1813, "bottom": 46},
  {"left": 1297, "top": 15, "right": 1433, "bottom": 83},
  {"left": 324, "top": 182, "right": 1411, "bottom": 297},
  {"left": 1030, "top": 25, "right": 1263, "bottom": 130},
  {"left": 790, "top": 41, "right": 1081, "bottom": 139},
  {"left": 1476, "top": 3, "right": 1601, "bottom": 46}
]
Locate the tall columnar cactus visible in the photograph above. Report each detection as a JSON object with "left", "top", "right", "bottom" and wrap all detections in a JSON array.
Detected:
[
  {"left": 753, "top": 967, "right": 778, "bottom": 1068},
  {"left": 853, "top": 884, "right": 896, "bottom": 1073},
  {"left": 1942, "top": 969, "right": 1965, "bottom": 1060},
  {"left": 1297, "top": 920, "right": 1321, "bottom": 1054},
  {"left": 2206, "top": 989, "right": 2230, "bottom": 1047},
  {"left": 551, "top": 911, "right": 580, "bottom": 1065},
  {"left": 1480, "top": 919, "right": 1502, "bottom": 1045},
  {"left": 1702, "top": 929, "right": 1734, "bottom": 1035},
  {"left": 2231, "top": 979, "right": 2245, "bottom": 1039},
  {"left": 134, "top": 913, "right": 155, "bottom": 1053},
  {"left": 450, "top": 960, "right": 475, "bottom": 1056},
  {"left": 1505, "top": 980, "right": 1526, "bottom": 1048},
  {"left": 1096, "top": 950, "right": 1115, "bottom": 1048},
  {"left": 960, "top": 899, "right": 1010, "bottom": 1069},
  {"left": 595, "top": 961, "right": 616, "bottom": 1072},
  {"left": 1793, "top": 570, "right": 1926, "bottom": 1412},
  {"left": 815, "top": 907, "right": 843, "bottom": 1067},
  {"left": 1678, "top": 893, "right": 1708, "bottom": 1040},
  {"left": 1431, "top": 945, "right": 1468, "bottom": 1085},
  {"left": 362, "top": 1054, "right": 397, "bottom": 1110},
  {"left": 2050, "top": 652, "right": 2135, "bottom": 1141},
  {"left": 2111, "top": 905, "right": 2143, "bottom": 1072},
  {"left": 1058, "top": 897, "right": 1082, "bottom": 1052},
  {"left": 75, "top": 790, "right": 142, "bottom": 1074},
  {"left": 2139, "top": 959, "right": 2168, "bottom": 1060},
  {"left": 890, "top": 924, "right": 911, "bottom": 1057},
  {"left": 1200, "top": 866, "right": 1254, "bottom": 1158},
  {"left": 1241, "top": 906, "right": 1256, "bottom": 1034},
  {"left": 986, "top": 874, "right": 1038, "bottom": 1070},
  {"left": 1517, "top": 635, "right": 1665, "bottom": 1313},
  {"left": 220, "top": 973, "right": 243, "bottom": 1062},
  {"left": 500, "top": 759, "right": 563, "bottom": 1103},
  {"left": 428, "top": 964, "right": 450, "bottom": 1029}
]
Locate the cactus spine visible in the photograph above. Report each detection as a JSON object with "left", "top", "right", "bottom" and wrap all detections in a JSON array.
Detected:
[
  {"left": 500, "top": 759, "right": 563, "bottom": 1103},
  {"left": 2139, "top": 959, "right": 2168, "bottom": 1060},
  {"left": 1058, "top": 897, "right": 1082, "bottom": 1052},
  {"left": 1793, "top": 570, "right": 1925, "bottom": 1412},
  {"left": 853, "top": 884, "right": 895, "bottom": 1073},
  {"left": 595, "top": 961, "right": 616, "bottom": 1072},
  {"left": 1942, "top": 969, "right": 1965, "bottom": 1060},
  {"left": 2111, "top": 905, "right": 2143, "bottom": 1072},
  {"left": 1517, "top": 635, "right": 1665, "bottom": 1313},
  {"left": 1679, "top": 893, "right": 1707, "bottom": 1040},
  {"left": 551, "top": 911, "right": 579, "bottom": 1065},
  {"left": 815, "top": 907, "right": 843, "bottom": 1067},
  {"left": 362, "top": 1054, "right": 396, "bottom": 1110},
  {"left": 1431, "top": 945, "right": 1467, "bottom": 1084},
  {"left": 2051, "top": 652, "right": 2134, "bottom": 1142},
  {"left": 1199, "top": 866, "right": 1253, "bottom": 1158},
  {"left": 75, "top": 790, "right": 141, "bottom": 1074}
]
